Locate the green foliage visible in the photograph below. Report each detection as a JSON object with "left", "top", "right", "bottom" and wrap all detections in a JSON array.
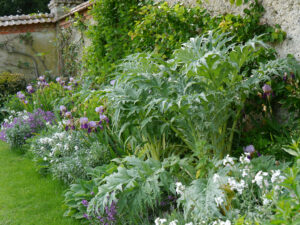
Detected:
[
  {"left": 129, "top": 2, "right": 212, "bottom": 58},
  {"left": 85, "top": 0, "right": 149, "bottom": 83},
  {"left": 0, "top": 72, "right": 26, "bottom": 96},
  {"left": 88, "top": 156, "right": 194, "bottom": 224},
  {"left": 85, "top": 0, "right": 285, "bottom": 84},
  {"left": 0, "top": 72, "right": 27, "bottom": 120},
  {"left": 64, "top": 179, "right": 97, "bottom": 221},
  {"left": 106, "top": 32, "right": 270, "bottom": 161},
  {"left": 0, "top": 0, "right": 51, "bottom": 16},
  {"left": 270, "top": 165, "right": 300, "bottom": 224}
]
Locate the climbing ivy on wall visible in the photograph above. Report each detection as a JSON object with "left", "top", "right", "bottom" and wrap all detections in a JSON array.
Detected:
[{"left": 84, "top": 0, "right": 286, "bottom": 84}]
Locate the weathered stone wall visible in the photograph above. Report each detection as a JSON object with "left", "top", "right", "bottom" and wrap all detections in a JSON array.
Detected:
[
  {"left": 0, "top": 26, "right": 58, "bottom": 79},
  {"left": 158, "top": 0, "right": 300, "bottom": 60}
]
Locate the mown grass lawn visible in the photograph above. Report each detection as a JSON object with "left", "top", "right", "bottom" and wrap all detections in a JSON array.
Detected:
[{"left": 0, "top": 141, "right": 81, "bottom": 225}]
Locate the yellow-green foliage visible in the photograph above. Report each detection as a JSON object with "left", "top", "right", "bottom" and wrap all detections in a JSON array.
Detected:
[{"left": 0, "top": 72, "right": 26, "bottom": 95}]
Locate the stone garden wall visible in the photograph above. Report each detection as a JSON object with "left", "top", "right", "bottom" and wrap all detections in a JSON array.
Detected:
[{"left": 0, "top": 0, "right": 299, "bottom": 78}]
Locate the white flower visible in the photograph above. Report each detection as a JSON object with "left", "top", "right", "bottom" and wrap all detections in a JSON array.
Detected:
[
  {"left": 56, "top": 143, "right": 62, "bottom": 148},
  {"left": 239, "top": 154, "right": 250, "bottom": 164},
  {"left": 43, "top": 157, "right": 47, "bottom": 161},
  {"left": 271, "top": 170, "right": 285, "bottom": 183},
  {"left": 212, "top": 220, "right": 231, "bottom": 225},
  {"left": 185, "top": 223, "right": 193, "bottom": 225},
  {"left": 175, "top": 182, "right": 185, "bottom": 195},
  {"left": 213, "top": 173, "right": 220, "bottom": 183},
  {"left": 215, "top": 196, "right": 224, "bottom": 206},
  {"left": 223, "top": 155, "right": 234, "bottom": 166},
  {"left": 228, "top": 177, "right": 247, "bottom": 194},
  {"left": 169, "top": 220, "right": 178, "bottom": 225},
  {"left": 262, "top": 194, "right": 271, "bottom": 205},
  {"left": 241, "top": 167, "right": 250, "bottom": 178},
  {"left": 252, "top": 171, "right": 268, "bottom": 188},
  {"left": 74, "top": 146, "right": 79, "bottom": 151},
  {"left": 155, "top": 218, "right": 167, "bottom": 225}
]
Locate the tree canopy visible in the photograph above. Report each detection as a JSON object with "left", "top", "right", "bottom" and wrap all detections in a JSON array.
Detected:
[{"left": 0, "top": 0, "right": 50, "bottom": 16}]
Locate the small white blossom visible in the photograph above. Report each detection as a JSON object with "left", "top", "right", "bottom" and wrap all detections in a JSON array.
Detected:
[
  {"left": 262, "top": 194, "right": 271, "bottom": 205},
  {"left": 213, "top": 173, "right": 220, "bottom": 183},
  {"left": 212, "top": 220, "right": 231, "bottom": 225},
  {"left": 185, "top": 223, "right": 193, "bottom": 225},
  {"left": 215, "top": 196, "right": 224, "bottom": 206},
  {"left": 74, "top": 146, "right": 79, "bottom": 151},
  {"left": 252, "top": 171, "right": 269, "bottom": 188},
  {"left": 228, "top": 177, "right": 247, "bottom": 194},
  {"left": 169, "top": 220, "right": 178, "bottom": 225},
  {"left": 175, "top": 182, "right": 185, "bottom": 195},
  {"left": 271, "top": 170, "right": 285, "bottom": 183},
  {"left": 223, "top": 155, "right": 234, "bottom": 166},
  {"left": 241, "top": 167, "right": 250, "bottom": 178},
  {"left": 155, "top": 218, "right": 167, "bottom": 225},
  {"left": 43, "top": 157, "right": 47, "bottom": 161},
  {"left": 239, "top": 154, "right": 250, "bottom": 164}
]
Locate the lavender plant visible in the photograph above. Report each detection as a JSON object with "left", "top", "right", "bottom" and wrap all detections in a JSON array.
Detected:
[{"left": 0, "top": 109, "right": 55, "bottom": 149}]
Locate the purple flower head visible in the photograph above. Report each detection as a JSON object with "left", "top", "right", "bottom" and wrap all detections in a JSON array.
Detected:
[
  {"left": 95, "top": 106, "right": 104, "bottom": 114},
  {"left": 64, "top": 85, "right": 72, "bottom": 91},
  {"left": 38, "top": 76, "right": 45, "bottom": 82},
  {"left": 69, "top": 77, "right": 74, "bottom": 83},
  {"left": 65, "top": 111, "right": 72, "bottom": 118},
  {"left": 83, "top": 213, "right": 89, "bottom": 220},
  {"left": 243, "top": 145, "right": 255, "bottom": 154},
  {"left": 60, "top": 105, "right": 67, "bottom": 112},
  {"left": 24, "top": 100, "right": 28, "bottom": 104},
  {"left": 26, "top": 85, "right": 35, "bottom": 94},
  {"left": 291, "top": 72, "right": 296, "bottom": 80},
  {"left": 262, "top": 84, "right": 272, "bottom": 96},
  {"left": 100, "top": 114, "right": 109, "bottom": 123},
  {"left": 17, "top": 91, "right": 25, "bottom": 100},
  {"left": 80, "top": 117, "right": 89, "bottom": 129},
  {"left": 88, "top": 121, "right": 97, "bottom": 128},
  {"left": 110, "top": 79, "right": 116, "bottom": 86},
  {"left": 56, "top": 77, "right": 61, "bottom": 83},
  {"left": 82, "top": 200, "right": 89, "bottom": 207}
]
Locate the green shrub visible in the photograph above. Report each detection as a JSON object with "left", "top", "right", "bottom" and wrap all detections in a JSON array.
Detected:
[{"left": 0, "top": 72, "right": 26, "bottom": 96}]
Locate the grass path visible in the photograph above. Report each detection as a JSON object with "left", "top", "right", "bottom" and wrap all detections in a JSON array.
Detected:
[{"left": 0, "top": 141, "right": 81, "bottom": 225}]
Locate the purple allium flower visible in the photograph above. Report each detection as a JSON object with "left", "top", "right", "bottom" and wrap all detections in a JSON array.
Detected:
[
  {"left": 83, "top": 213, "right": 89, "bottom": 220},
  {"left": 56, "top": 77, "right": 61, "bottom": 83},
  {"left": 24, "top": 100, "right": 28, "bottom": 104},
  {"left": 243, "top": 145, "right": 255, "bottom": 154},
  {"left": 95, "top": 106, "right": 104, "bottom": 114},
  {"left": 82, "top": 200, "right": 89, "bottom": 207},
  {"left": 110, "top": 80, "right": 116, "bottom": 86},
  {"left": 91, "top": 191, "right": 95, "bottom": 195},
  {"left": 262, "top": 84, "right": 272, "bottom": 96}
]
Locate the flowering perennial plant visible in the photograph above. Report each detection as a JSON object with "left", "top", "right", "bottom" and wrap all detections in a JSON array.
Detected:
[{"left": 0, "top": 109, "right": 55, "bottom": 148}]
